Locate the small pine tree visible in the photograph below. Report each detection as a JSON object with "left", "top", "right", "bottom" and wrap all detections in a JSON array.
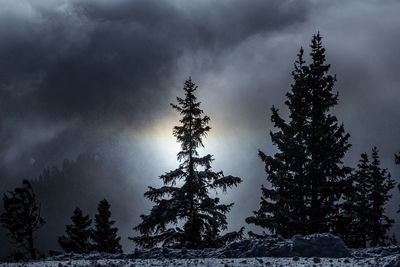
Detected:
[
  {"left": 369, "top": 147, "right": 395, "bottom": 246},
  {"left": 341, "top": 153, "right": 373, "bottom": 248},
  {"left": 131, "top": 78, "right": 243, "bottom": 249},
  {"left": 92, "top": 199, "right": 122, "bottom": 253},
  {"left": 58, "top": 207, "right": 92, "bottom": 254},
  {"left": 246, "top": 33, "right": 351, "bottom": 238},
  {"left": 343, "top": 147, "right": 395, "bottom": 247},
  {"left": 396, "top": 153, "right": 400, "bottom": 214},
  {"left": 0, "top": 180, "right": 45, "bottom": 260}
]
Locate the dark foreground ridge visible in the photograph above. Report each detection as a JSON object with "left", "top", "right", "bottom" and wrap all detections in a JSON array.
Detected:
[{"left": 48, "top": 233, "right": 351, "bottom": 261}]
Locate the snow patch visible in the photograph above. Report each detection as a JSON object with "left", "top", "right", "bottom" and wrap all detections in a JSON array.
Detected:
[{"left": 45, "top": 233, "right": 350, "bottom": 261}]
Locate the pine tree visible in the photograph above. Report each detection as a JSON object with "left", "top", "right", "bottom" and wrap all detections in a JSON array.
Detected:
[
  {"left": 396, "top": 152, "right": 400, "bottom": 214},
  {"left": 368, "top": 147, "right": 395, "bottom": 246},
  {"left": 131, "top": 78, "right": 243, "bottom": 249},
  {"left": 342, "top": 148, "right": 395, "bottom": 247},
  {"left": 0, "top": 180, "right": 45, "bottom": 260},
  {"left": 92, "top": 199, "right": 122, "bottom": 253},
  {"left": 58, "top": 207, "right": 92, "bottom": 254},
  {"left": 246, "top": 33, "right": 351, "bottom": 238},
  {"left": 341, "top": 153, "right": 372, "bottom": 248}
]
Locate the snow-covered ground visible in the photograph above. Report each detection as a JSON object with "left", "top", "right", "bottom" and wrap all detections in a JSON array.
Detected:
[
  {"left": 1, "top": 234, "right": 400, "bottom": 266},
  {"left": 1, "top": 256, "right": 400, "bottom": 267}
]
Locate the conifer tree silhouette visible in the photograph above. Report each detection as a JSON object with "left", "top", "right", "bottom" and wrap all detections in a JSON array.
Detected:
[
  {"left": 342, "top": 147, "right": 395, "bottom": 247},
  {"left": 92, "top": 199, "right": 122, "bottom": 253},
  {"left": 0, "top": 180, "right": 45, "bottom": 260},
  {"left": 246, "top": 33, "right": 351, "bottom": 238},
  {"left": 131, "top": 78, "right": 243, "bottom": 249},
  {"left": 396, "top": 152, "right": 400, "bottom": 214},
  {"left": 340, "top": 153, "right": 370, "bottom": 247},
  {"left": 367, "top": 148, "right": 396, "bottom": 246},
  {"left": 58, "top": 207, "right": 92, "bottom": 254}
]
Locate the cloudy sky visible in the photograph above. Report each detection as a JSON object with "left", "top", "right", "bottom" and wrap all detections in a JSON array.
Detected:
[{"left": 1, "top": 0, "right": 400, "bottom": 251}]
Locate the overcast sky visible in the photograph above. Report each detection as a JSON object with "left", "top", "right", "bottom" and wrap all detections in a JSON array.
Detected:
[{"left": 1, "top": 0, "right": 400, "bottom": 250}]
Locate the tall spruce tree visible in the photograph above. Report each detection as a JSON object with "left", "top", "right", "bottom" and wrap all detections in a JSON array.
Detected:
[
  {"left": 246, "top": 33, "right": 351, "bottom": 238},
  {"left": 92, "top": 199, "right": 122, "bottom": 253},
  {"left": 342, "top": 148, "right": 395, "bottom": 247},
  {"left": 0, "top": 180, "right": 45, "bottom": 260},
  {"left": 131, "top": 78, "right": 243, "bottom": 249},
  {"left": 58, "top": 207, "right": 92, "bottom": 254}
]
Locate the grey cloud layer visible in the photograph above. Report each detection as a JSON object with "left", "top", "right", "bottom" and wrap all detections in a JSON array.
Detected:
[{"left": 0, "top": 0, "right": 309, "bottom": 176}]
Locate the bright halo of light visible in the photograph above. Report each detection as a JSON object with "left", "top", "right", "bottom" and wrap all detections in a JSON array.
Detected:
[
  {"left": 129, "top": 115, "right": 222, "bottom": 176},
  {"left": 138, "top": 117, "right": 181, "bottom": 170}
]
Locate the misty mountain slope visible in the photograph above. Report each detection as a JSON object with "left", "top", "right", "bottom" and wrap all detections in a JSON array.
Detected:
[{"left": 27, "top": 152, "right": 139, "bottom": 255}]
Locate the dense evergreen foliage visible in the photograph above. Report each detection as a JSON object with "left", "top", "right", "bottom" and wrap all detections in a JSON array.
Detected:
[
  {"left": 364, "top": 148, "right": 395, "bottom": 246},
  {"left": 0, "top": 180, "right": 45, "bottom": 260},
  {"left": 58, "top": 207, "right": 92, "bottom": 254},
  {"left": 342, "top": 148, "right": 395, "bottom": 247},
  {"left": 92, "top": 199, "right": 122, "bottom": 253},
  {"left": 340, "top": 153, "right": 370, "bottom": 247},
  {"left": 246, "top": 33, "right": 351, "bottom": 238},
  {"left": 131, "top": 78, "right": 243, "bottom": 249},
  {"left": 397, "top": 153, "right": 400, "bottom": 214}
]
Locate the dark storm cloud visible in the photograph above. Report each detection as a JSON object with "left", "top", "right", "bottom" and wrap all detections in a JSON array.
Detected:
[
  {"left": 0, "top": 0, "right": 309, "bottom": 172},
  {"left": 1, "top": 0, "right": 308, "bottom": 119}
]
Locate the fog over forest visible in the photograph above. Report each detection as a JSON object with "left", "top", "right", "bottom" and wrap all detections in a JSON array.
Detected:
[{"left": 0, "top": 0, "right": 400, "bottom": 256}]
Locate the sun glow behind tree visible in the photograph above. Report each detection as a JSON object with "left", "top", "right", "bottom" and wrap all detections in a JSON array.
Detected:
[{"left": 129, "top": 114, "right": 226, "bottom": 181}]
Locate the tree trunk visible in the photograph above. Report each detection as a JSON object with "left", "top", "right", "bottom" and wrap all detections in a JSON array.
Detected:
[{"left": 28, "top": 232, "right": 36, "bottom": 260}]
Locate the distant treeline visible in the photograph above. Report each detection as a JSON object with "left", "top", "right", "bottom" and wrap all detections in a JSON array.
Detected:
[{"left": 0, "top": 152, "right": 135, "bottom": 260}]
